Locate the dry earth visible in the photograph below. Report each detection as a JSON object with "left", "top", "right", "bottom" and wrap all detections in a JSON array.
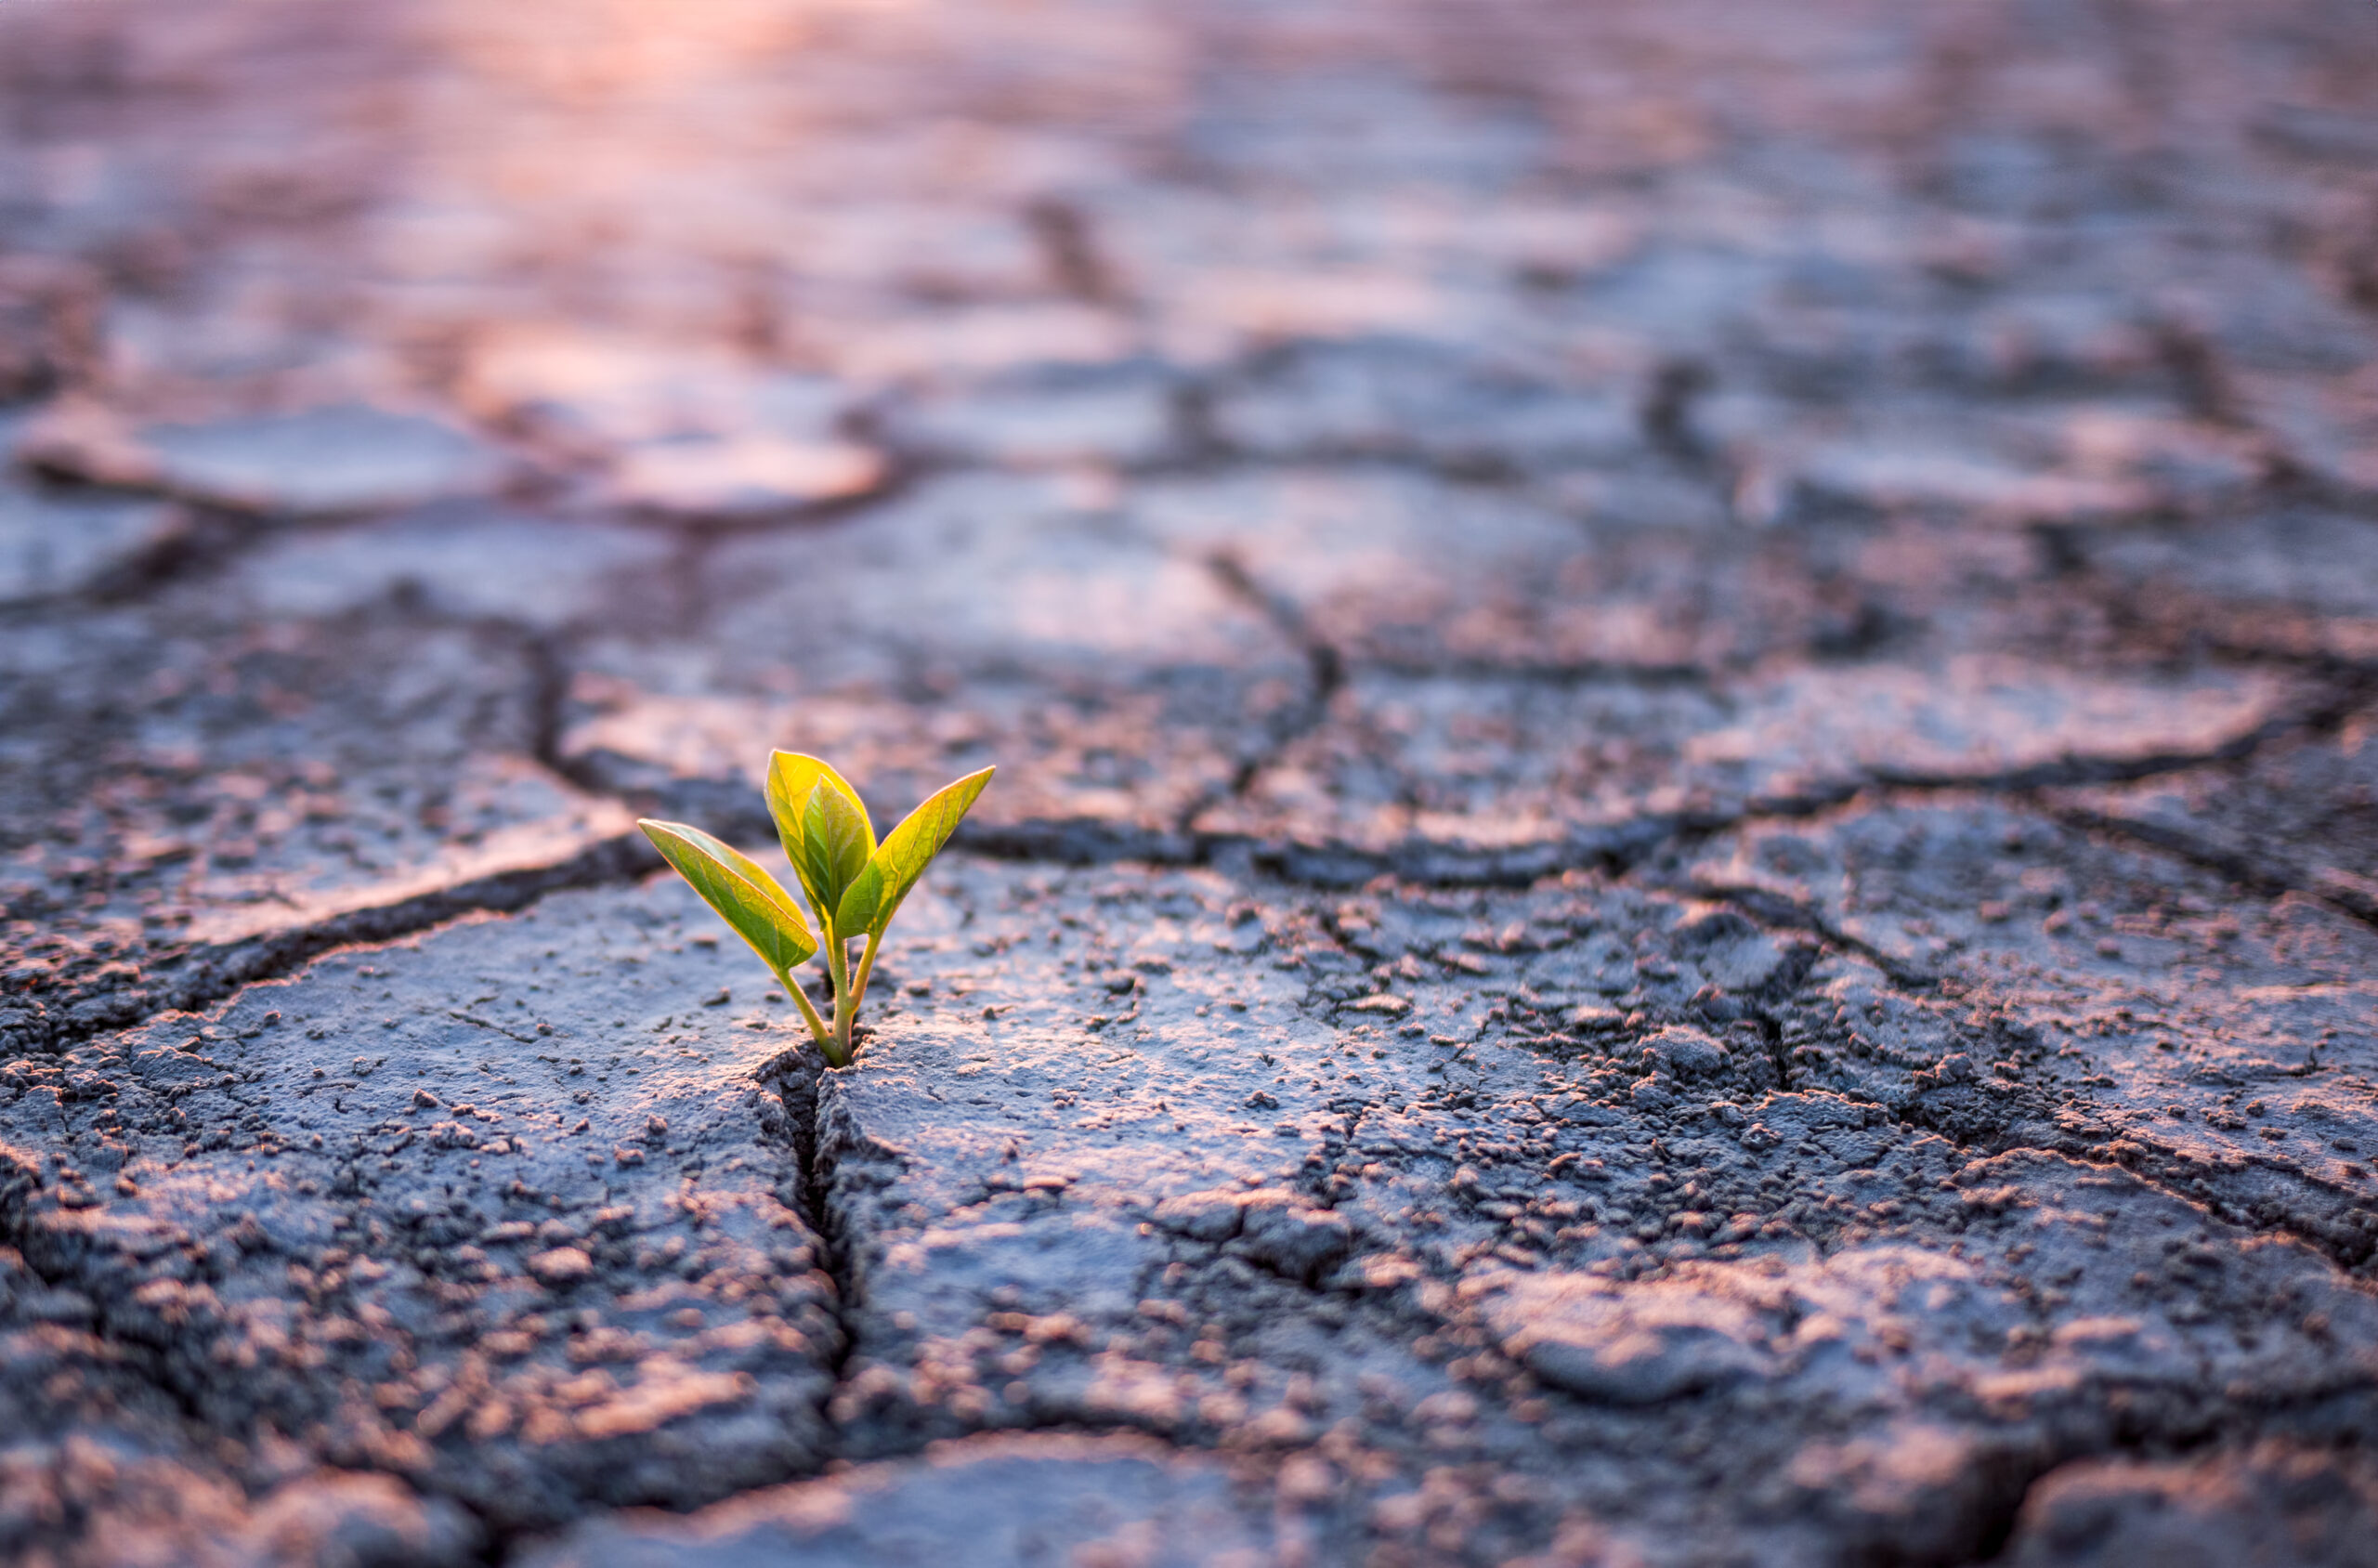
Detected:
[{"left": 4, "top": 0, "right": 2378, "bottom": 1563}]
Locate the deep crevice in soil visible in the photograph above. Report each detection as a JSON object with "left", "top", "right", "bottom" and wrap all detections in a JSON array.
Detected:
[{"left": 764, "top": 1052, "right": 863, "bottom": 1461}]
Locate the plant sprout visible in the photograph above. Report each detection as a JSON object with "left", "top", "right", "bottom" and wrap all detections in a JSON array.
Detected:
[{"left": 639, "top": 752, "right": 993, "bottom": 1067}]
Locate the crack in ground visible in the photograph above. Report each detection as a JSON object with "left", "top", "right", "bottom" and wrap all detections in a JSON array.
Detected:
[
  {"left": 1357, "top": 653, "right": 1720, "bottom": 687},
  {"left": 764, "top": 1053, "right": 862, "bottom": 1462},
  {"left": 1682, "top": 878, "right": 1947, "bottom": 990},
  {"left": 16, "top": 831, "right": 658, "bottom": 1054},
  {"left": 1182, "top": 550, "right": 1347, "bottom": 832},
  {"left": 522, "top": 630, "right": 581, "bottom": 794},
  {"left": 2049, "top": 804, "right": 2378, "bottom": 930},
  {"left": 168, "top": 830, "right": 656, "bottom": 991},
  {"left": 27, "top": 676, "right": 2367, "bottom": 1054},
  {"left": 0, "top": 490, "right": 294, "bottom": 626},
  {"left": 2088, "top": 1138, "right": 2378, "bottom": 1275},
  {"left": 1888, "top": 1091, "right": 2378, "bottom": 1279},
  {"left": 1926, "top": 1379, "right": 2378, "bottom": 1568}
]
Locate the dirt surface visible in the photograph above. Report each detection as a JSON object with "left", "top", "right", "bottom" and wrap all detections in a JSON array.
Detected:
[{"left": 4, "top": 0, "right": 2378, "bottom": 1563}]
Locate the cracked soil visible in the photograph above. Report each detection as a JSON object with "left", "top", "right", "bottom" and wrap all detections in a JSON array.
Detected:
[{"left": 4, "top": 0, "right": 2378, "bottom": 1563}]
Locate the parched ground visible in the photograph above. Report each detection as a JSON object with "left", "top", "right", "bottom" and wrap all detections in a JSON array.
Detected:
[{"left": 3, "top": 0, "right": 2378, "bottom": 1563}]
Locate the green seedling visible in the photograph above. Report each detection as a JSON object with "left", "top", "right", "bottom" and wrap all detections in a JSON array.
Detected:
[{"left": 640, "top": 753, "right": 993, "bottom": 1067}]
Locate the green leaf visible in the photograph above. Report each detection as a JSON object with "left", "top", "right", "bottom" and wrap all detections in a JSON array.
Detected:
[
  {"left": 764, "top": 751, "right": 871, "bottom": 918},
  {"left": 799, "top": 779, "right": 875, "bottom": 922},
  {"left": 638, "top": 819, "right": 817, "bottom": 979},
  {"left": 837, "top": 765, "right": 994, "bottom": 937}
]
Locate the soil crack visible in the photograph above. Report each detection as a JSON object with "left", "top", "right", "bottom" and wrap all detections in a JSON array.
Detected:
[
  {"left": 764, "top": 1053, "right": 862, "bottom": 1459},
  {"left": 1185, "top": 550, "right": 1347, "bottom": 830}
]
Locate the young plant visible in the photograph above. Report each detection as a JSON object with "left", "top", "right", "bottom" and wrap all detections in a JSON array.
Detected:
[{"left": 639, "top": 752, "right": 993, "bottom": 1067}]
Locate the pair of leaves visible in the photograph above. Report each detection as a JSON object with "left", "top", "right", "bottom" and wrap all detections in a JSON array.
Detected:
[
  {"left": 765, "top": 751, "right": 993, "bottom": 939},
  {"left": 639, "top": 753, "right": 994, "bottom": 989}
]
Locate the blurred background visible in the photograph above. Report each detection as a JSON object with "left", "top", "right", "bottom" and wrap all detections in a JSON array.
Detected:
[{"left": 3, "top": 0, "right": 2376, "bottom": 1000}]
